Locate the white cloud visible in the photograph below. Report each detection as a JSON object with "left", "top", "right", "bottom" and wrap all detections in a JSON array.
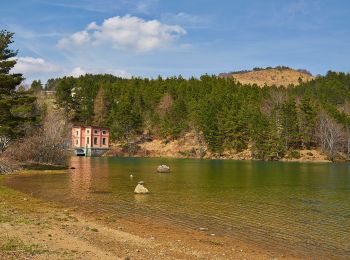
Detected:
[
  {"left": 86, "top": 22, "right": 99, "bottom": 30},
  {"left": 57, "top": 15, "right": 186, "bottom": 52},
  {"left": 11, "top": 57, "right": 61, "bottom": 74},
  {"left": 107, "top": 69, "right": 132, "bottom": 78},
  {"left": 69, "top": 67, "right": 131, "bottom": 78},
  {"left": 57, "top": 30, "right": 90, "bottom": 49},
  {"left": 69, "top": 67, "right": 87, "bottom": 77}
]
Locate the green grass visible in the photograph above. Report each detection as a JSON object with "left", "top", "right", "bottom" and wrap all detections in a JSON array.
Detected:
[
  {"left": 0, "top": 237, "right": 49, "bottom": 255},
  {"left": 0, "top": 175, "right": 53, "bottom": 226}
]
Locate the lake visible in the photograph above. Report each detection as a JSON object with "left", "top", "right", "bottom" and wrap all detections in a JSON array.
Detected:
[{"left": 4, "top": 157, "right": 350, "bottom": 258}]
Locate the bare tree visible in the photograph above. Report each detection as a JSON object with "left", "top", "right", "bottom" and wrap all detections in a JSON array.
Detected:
[
  {"left": 317, "top": 111, "right": 345, "bottom": 161},
  {"left": 4, "top": 100, "right": 69, "bottom": 166},
  {"left": 261, "top": 88, "right": 287, "bottom": 116},
  {"left": 0, "top": 136, "right": 11, "bottom": 153},
  {"left": 157, "top": 93, "right": 173, "bottom": 117}
]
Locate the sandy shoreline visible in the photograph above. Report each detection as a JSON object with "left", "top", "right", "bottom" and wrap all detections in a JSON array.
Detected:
[
  {"left": 0, "top": 172, "right": 339, "bottom": 259},
  {"left": 107, "top": 137, "right": 332, "bottom": 163}
]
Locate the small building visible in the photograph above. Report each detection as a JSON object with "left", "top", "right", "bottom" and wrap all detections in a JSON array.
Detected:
[{"left": 71, "top": 126, "right": 110, "bottom": 156}]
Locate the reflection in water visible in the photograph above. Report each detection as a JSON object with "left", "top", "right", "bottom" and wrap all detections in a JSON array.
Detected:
[
  {"left": 69, "top": 157, "right": 92, "bottom": 200},
  {"left": 4, "top": 157, "right": 350, "bottom": 258},
  {"left": 69, "top": 157, "right": 112, "bottom": 200},
  {"left": 134, "top": 194, "right": 150, "bottom": 203}
]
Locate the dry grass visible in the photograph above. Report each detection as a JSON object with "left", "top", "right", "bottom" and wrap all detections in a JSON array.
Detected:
[
  {"left": 223, "top": 68, "right": 314, "bottom": 87},
  {"left": 0, "top": 158, "right": 19, "bottom": 174}
]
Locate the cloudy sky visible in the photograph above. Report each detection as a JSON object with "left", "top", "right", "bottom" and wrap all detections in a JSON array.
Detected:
[{"left": 1, "top": 0, "right": 350, "bottom": 83}]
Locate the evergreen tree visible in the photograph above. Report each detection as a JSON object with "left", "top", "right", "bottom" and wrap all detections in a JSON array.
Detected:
[
  {"left": 45, "top": 78, "right": 59, "bottom": 91},
  {"left": 30, "top": 79, "right": 43, "bottom": 93},
  {"left": 299, "top": 96, "right": 317, "bottom": 148},
  {"left": 55, "top": 76, "right": 76, "bottom": 118},
  {"left": 160, "top": 98, "right": 187, "bottom": 139},
  {"left": 251, "top": 113, "right": 271, "bottom": 159},
  {"left": 281, "top": 98, "right": 299, "bottom": 150},
  {"left": 108, "top": 98, "right": 142, "bottom": 141},
  {"left": 198, "top": 99, "right": 223, "bottom": 153},
  {"left": 0, "top": 30, "right": 36, "bottom": 146},
  {"left": 92, "top": 85, "right": 107, "bottom": 126}
]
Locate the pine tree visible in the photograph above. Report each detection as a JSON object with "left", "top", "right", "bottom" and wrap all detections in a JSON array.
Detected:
[
  {"left": 299, "top": 96, "right": 317, "bottom": 148},
  {"left": 92, "top": 85, "right": 107, "bottom": 126},
  {"left": 0, "top": 30, "right": 36, "bottom": 147},
  {"left": 281, "top": 98, "right": 299, "bottom": 150},
  {"left": 30, "top": 80, "right": 43, "bottom": 93},
  {"left": 198, "top": 99, "right": 223, "bottom": 153}
]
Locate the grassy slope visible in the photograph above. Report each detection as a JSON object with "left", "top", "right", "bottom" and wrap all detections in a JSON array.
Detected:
[{"left": 222, "top": 68, "right": 314, "bottom": 87}]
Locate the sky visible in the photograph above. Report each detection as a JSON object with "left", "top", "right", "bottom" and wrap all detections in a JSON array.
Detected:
[{"left": 1, "top": 0, "right": 350, "bottom": 84}]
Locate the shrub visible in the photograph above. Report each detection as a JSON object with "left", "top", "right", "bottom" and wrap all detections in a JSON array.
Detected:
[
  {"left": 4, "top": 131, "right": 68, "bottom": 166},
  {"left": 3, "top": 109, "right": 68, "bottom": 166},
  {"left": 289, "top": 150, "right": 301, "bottom": 159},
  {"left": 0, "top": 158, "right": 19, "bottom": 174}
]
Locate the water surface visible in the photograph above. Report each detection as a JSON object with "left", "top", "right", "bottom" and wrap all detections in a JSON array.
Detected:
[{"left": 4, "top": 157, "right": 350, "bottom": 257}]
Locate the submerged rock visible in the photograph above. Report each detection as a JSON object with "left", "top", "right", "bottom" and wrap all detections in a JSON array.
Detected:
[
  {"left": 134, "top": 181, "right": 149, "bottom": 194},
  {"left": 157, "top": 165, "right": 170, "bottom": 173}
]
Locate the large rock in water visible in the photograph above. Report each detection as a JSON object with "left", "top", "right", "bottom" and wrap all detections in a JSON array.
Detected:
[
  {"left": 134, "top": 181, "right": 149, "bottom": 194},
  {"left": 157, "top": 165, "right": 170, "bottom": 173}
]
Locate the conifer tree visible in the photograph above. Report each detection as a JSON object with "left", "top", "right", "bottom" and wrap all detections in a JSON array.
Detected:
[
  {"left": 30, "top": 79, "right": 43, "bottom": 93},
  {"left": 0, "top": 30, "right": 36, "bottom": 151},
  {"left": 281, "top": 98, "right": 299, "bottom": 150},
  {"left": 93, "top": 85, "right": 107, "bottom": 126},
  {"left": 299, "top": 96, "right": 317, "bottom": 148}
]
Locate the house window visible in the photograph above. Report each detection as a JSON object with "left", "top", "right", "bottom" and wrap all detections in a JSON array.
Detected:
[
  {"left": 94, "top": 137, "right": 98, "bottom": 145},
  {"left": 102, "top": 138, "right": 106, "bottom": 145},
  {"left": 87, "top": 137, "right": 90, "bottom": 145},
  {"left": 76, "top": 140, "right": 78, "bottom": 145},
  {"left": 76, "top": 131, "right": 79, "bottom": 136},
  {"left": 94, "top": 130, "right": 98, "bottom": 134},
  {"left": 102, "top": 130, "right": 106, "bottom": 135},
  {"left": 87, "top": 130, "right": 90, "bottom": 134}
]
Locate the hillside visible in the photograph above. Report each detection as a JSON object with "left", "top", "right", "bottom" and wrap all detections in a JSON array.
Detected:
[
  {"left": 53, "top": 72, "right": 350, "bottom": 162},
  {"left": 219, "top": 67, "right": 314, "bottom": 87}
]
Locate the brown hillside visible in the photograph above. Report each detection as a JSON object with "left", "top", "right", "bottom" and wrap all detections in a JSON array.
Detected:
[{"left": 219, "top": 67, "right": 314, "bottom": 87}]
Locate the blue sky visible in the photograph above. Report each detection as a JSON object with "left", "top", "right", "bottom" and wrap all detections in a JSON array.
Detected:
[{"left": 1, "top": 0, "right": 350, "bottom": 83}]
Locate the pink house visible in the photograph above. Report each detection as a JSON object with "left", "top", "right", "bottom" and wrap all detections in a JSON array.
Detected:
[{"left": 72, "top": 126, "right": 110, "bottom": 156}]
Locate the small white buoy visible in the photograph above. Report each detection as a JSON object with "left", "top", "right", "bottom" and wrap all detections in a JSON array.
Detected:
[{"left": 130, "top": 174, "right": 133, "bottom": 178}]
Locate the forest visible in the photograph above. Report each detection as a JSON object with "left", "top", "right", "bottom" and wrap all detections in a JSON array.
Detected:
[{"left": 51, "top": 71, "right": 350, "bottom": 161}]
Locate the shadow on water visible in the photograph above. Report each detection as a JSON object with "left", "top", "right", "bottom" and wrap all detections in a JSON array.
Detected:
[{"left": 4, "top": 157, "right": 350, "bottom": 257}]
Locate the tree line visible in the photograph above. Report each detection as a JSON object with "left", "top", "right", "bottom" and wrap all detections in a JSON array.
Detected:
[{"left": 53, "top": 71, "right": 350, "bottom": 161}]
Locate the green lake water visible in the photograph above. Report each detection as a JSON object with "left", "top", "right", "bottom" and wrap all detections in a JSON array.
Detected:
[{"left": 4, "top": 157, "right": 350, "bottom": 257}]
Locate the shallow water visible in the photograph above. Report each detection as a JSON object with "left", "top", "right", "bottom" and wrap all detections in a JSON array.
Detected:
[{"left": 4, "top": 157, "right": 350, "bottom": 257}]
